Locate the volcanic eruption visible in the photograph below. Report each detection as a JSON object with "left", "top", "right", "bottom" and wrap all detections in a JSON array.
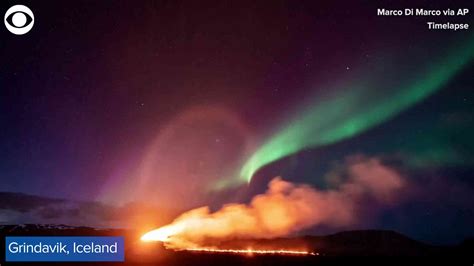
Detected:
[{"left": 142, "top": 159, "right": 405, "bottom": 256}]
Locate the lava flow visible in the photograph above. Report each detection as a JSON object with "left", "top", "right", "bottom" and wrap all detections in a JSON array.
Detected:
[
  {"left": 141, "top": 174, "right": 404, "bottom": 256},
  {"left": 140, "top": 223, "right": 315, "bottom": 256},
  {"left": 183, "top": 247, "right": 316, "bottom": 256}
]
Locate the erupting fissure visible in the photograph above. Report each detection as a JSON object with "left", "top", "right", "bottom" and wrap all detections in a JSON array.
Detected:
[
  {"left": 142, "top": 167, "right": 405, "bottom": 254},
  {"left": 182, "top": 247, "right": 317, "bottom": 256}
]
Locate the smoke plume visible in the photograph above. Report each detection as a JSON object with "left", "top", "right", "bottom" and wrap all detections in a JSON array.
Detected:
[{"left": 142, "top": 158, "right": 405, "bottom": 248}]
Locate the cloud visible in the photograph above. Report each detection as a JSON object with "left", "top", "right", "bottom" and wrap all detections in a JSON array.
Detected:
[
  {"left": 0, "top": 192, "right": 122, "bottom": 226},
  {"left": 0, "top": 192, "right": 66, "bottom": 212},
  {"left": 0, "top": 191, "right": 180, "bottom": 231}
]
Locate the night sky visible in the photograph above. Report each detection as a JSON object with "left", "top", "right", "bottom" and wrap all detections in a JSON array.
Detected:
[{"left": 1, "top": 0, "right": 473, "bottom": 244}]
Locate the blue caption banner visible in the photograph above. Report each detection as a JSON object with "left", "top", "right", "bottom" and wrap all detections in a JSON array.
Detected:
[{"left": 5, "top": 236, "right": 124, "bottom": 262}]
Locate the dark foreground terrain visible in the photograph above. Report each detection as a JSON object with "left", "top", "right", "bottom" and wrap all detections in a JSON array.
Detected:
[{"left": 0, "top": 224, "right": 472, "bottom": 265}]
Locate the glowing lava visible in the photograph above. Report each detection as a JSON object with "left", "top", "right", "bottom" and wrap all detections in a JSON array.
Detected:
[
  {"left": 140, "top": 224, "right": 316, "bottom": 256},
  {"left": 140, "top": 218, "right": 316, "bottom": 256},
  {"left": 141, "top": 173, "right": 404, "bottom": 256},
  {"left": 141, "top": 223, "right": 184, "bottom": 242},
  {"left": 183, "top": 247, "right": 316, "bottom": 256}
]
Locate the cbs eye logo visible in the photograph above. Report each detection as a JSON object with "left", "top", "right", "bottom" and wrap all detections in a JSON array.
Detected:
[{"left": 4, "top": 5, "right": 34, "bottom": 35}]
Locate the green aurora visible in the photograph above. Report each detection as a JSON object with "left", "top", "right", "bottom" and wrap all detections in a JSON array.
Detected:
[{"left": 236, "top": 36, "right": 474, "bottom": 185}]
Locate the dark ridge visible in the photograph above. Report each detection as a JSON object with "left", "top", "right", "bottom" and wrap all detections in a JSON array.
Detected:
[{"left": 1, "top": 225, "right": 472, "bottom": 265}]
